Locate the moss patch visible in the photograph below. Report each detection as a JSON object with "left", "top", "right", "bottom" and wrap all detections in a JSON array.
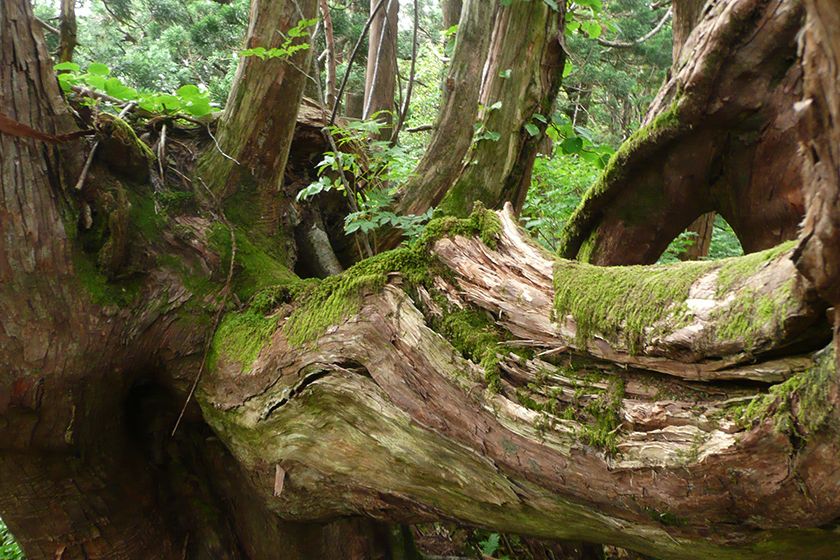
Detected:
[
  {"left": 553, "top": 258, "right": 714, "bottom": 353},
  {"left": 553, "top": 241, "right": 796, "bottom": 353},
  {"left": 208, "top": 223, "right": 299, "bottom": 301},
  {"left": 284, "top": 207, "right": 503, "bottom": 347},
  {"left": 208, "top": 308, "right": 279, "bottom": 371},
  {"left": 738, "top": 345, "right": 836, "bottom": 437}
]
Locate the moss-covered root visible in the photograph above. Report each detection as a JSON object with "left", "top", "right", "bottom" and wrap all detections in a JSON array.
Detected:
[{"left": 552, "top": 241, "right": 799, "bottom": 355}]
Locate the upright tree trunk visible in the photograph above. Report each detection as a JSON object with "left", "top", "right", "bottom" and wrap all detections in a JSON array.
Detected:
[
  {"left": 319, "top": 0, "right": 338, "bottom": 110},
  {"left": 672, "top": 0, "right": 707, "bottom": 64},
  {"left": 363, "top": 0, "right": 399, "bottom": 130},
  {"left": 58, "top": 0, "right": 77, "bottom": 62},
  {"left": 380, "top": 0, "right": 496, "bottom": 249},
  {"left": 197, "top": 0, "right": 317, "bottom": 238},
  {"left": 439, "top": 0, "right": 564, "bottom": 216}
]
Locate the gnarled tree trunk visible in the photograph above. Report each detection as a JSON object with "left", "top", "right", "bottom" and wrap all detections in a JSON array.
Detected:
[{"left": 559, "top": 0, "right": 805, "bottom": 265}]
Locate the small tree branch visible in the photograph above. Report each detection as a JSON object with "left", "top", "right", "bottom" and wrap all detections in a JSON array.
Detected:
[
  {"left": 390, "top": 0, "right": 419, "bottom": 144},
  {"left": 596, "top": 8, "right": 672, "bottom": 49}
]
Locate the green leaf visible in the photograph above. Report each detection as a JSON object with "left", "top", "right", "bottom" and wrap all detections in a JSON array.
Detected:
[
  {"left": 524, "top": 122, "right": 540, "bottom": 137},
  {"left": 499, "top": 68, "right": 512, "bottom": 79},
  {"left": 87, "top": 63, "right": 111, "bottom": 76},
  {"left": 54, "top": 61, "right": 80, "bottom": 72},
  {"left": 481, "top": 534, "right": 501, "bottom": 556},
  {"left": 86, "top": 75, "right": 106, "bottom": 90},
  {"left": 563, "top": 59, "right": 573, "bottom": 78},
  {"left": 560, "top": 136, "right": 584, "bottom": 154},
  {"left": 532, "top": 113, "right": 548, "bottom": 124},
  {"left": 488, "top": 100, "right": 503, "bottom": 111},
  {"left": 543, "top": 0, "right": 559, "bottom": 10},
  {"left": 176, "top": 84, "right": 201, "bottom": 98},
  {"left": 581, "top": 20, "right": 602, "bottom": 38}
]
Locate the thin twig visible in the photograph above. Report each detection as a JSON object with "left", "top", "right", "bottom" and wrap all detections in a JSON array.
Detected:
[
  {"left": 390, "top": 0, "right": 420, "bottom": 144},
  {"left": 330, "top": 0, "right": 388, "bottom": 125},
  {"left": 157, "top": 123, "right": 167, "bottom": 181},
  {"left": 205, "top": 122, "right": 239, "bottom": 165},
  {"left": 74, "top": 101, "right": 136, "bottom": 191},
  {"left": 171, "top": 177, "right": 237, "bottom": 437},
  {"left": 597, "top": 8, "right": 672, "bottom": 49}
]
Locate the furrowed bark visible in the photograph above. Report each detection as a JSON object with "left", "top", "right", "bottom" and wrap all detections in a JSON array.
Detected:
[
  {"left": 58, "top": 0, "right": 77, "bottom": 63},
  {"left": 385, "top": 0, "right": 496, "bottom": 232},
  {"left": 363, "top": 0, "right": 399, "bottom": 128},
  {"left": 438, "top": 0, "right": 564, "bottom": 217},
  {"left": 196, "top": 0, "right": 317, "bottom": 235},
  {"left": 559, "top": 0, "right": 806, "bottom": 265},
  {"left": 201, "top": 206, "right": 838, "bottom": 559}
]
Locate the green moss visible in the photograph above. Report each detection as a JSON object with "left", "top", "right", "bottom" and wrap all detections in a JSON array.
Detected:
[
  {"left": 208, "top": 223, "right": 299, "bottom": 301},
  {"left": 578, "top": 377, "right": 625, "bottom": 452},
  {"left": 738, "top": 345, "right": 836, "bottom": 437},
  {"left": 72, "top": 248, "right": 142, "bottom": 307},
  {"left": 127, "top": 188, "right": 166, "bottom": 242},
  {"left": 99, "top": 113, "right": 156, "bottom": 162},
  {"left": 553, "top": 258, "right": 714, "bottom": 353},
  {"left": 553, "top": 242, "right": 797, "bottom": 353},
  {"left": 284, "top": 206, "right": 503, "bottom": 347},
  {"left": 208, "top": 308, "right": 279, "bottom": 371},
  {"left": 434, "top": 308, "right": 511, "bottom": 390},
  {"left": 711, "top": 241, "right": 796, "bottom": 347},
  {"left": 284, "top": 245, "right": 430, "bottom": 347}
]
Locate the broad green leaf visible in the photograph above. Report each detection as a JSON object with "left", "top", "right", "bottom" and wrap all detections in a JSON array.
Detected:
[
  {"left": 499, "top": 68, "right": 512, "bottom": 79},
  {"left": 563, "top": 59, "right": 573, "bottom": 78},
  {"left": 176, "top": 84, "right": 201, "bottom": 97},
  {"left": 524, "top": 122, "right": 540, "bottom": 137},
  {"left": 87, "top": 63, "right": 111, "bottom": 76},
  {"left": 560, "top": 136, "right": 584, "bottom": 154},
  {"left": 581, "top": 20, "right": 602, "bottom": 39},
  {"left": 54, "top": 61, "right": 80, "bottom": 72}
]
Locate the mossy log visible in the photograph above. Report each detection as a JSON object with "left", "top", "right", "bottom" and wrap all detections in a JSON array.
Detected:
[{"left": 200, "top": 206, "right": 839, "bottom": 560}]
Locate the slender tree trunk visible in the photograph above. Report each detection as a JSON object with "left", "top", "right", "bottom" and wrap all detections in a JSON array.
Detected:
[
  {"left": 319, "top": 0, "right": 338, "bottom": 110},
  {"left": 197, "top": 0, "right": 317, "bottom": 238},
  {"left": 672, "top": 0, "right": 707, "bottom": 64},
  {"left": 363, "top": 0, "right": 399, "bottom": 132},
  {"left": 679, "top": 210, "right": 715, "bottom": 260},
  {"left": 58, "top": 0, "right": 76, "bottom": 62}
]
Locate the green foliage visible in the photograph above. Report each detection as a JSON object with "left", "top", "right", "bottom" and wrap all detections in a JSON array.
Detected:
[
  {"left": 298, "top": 117, "right": 432, "bottom": 240},
  {"left": 55, "top": 62, "right": 215, "bottom": 117},
  {"left": 240, "top": 17, "right": 316, "bottom": 59},
  {"left": 0, "top": 518, "right": 23, "bottom": 560}
]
